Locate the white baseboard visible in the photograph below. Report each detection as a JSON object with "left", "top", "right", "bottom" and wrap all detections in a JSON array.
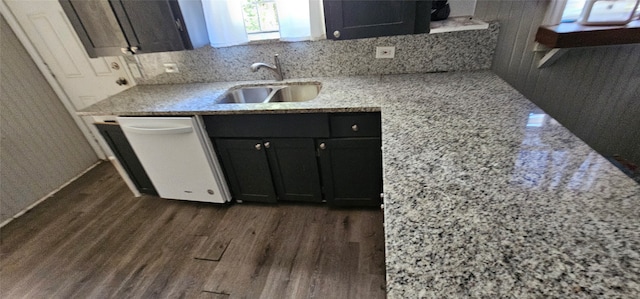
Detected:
[{"left": 0, "top": 161, "right": 102, "bottom": 228}]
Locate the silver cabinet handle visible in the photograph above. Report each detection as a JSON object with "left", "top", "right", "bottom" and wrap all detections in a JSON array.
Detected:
[
  {"left": 351, "top": 124, "right": 359, "bottom": 132},
  {"left": 264, "top": 141, "right": 270, "bottom": 149},
  {"left": 255, "top": 143, "right": 262, "bottom": 150},
  {"left": 319, "top": 143, "right": 326, "bottom": 150},
  {"left": 333, "top": 30, "right": 340, "bottom": 38}
]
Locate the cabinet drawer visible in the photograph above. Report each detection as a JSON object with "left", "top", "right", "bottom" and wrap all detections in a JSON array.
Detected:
[
  {"left": 204, "top": 114, "right": 329, "bottom": 138},
  {"left": 329, "top": 113, "right": 381, "bottom": 137}
]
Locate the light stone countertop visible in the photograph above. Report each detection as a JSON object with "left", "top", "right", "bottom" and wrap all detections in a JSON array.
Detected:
[
  {"left": 77, "top": 76, "right": 385, "bottom": 116},
  {"left": 79, "top": 71, "right": 640, "bottom": 298}
]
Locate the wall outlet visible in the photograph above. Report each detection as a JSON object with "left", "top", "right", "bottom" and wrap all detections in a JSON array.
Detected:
[
  {"left": 375, "top": 46, "right": 395, "bottom": 59},
  {"left": 164, "top": 63, "right": 179, "bottom": 73}
]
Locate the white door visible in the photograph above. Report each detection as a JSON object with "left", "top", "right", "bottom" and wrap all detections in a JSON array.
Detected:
[
  {"left": 5, "top": 0, "right": 133, "bottom": 109},
  {"left": 4, "top": 0, "right": 135, "bottom": 158}
]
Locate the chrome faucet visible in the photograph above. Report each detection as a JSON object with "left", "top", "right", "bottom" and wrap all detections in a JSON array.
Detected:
[{"left": 250, "top": 54, "right": 284, "bottom": 81}]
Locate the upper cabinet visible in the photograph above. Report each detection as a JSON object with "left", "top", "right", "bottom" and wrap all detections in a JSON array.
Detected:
[
  {"left": 60, "top": 0, "right": 208, "bottom": 58},
  {"left": 323, "top": 0, "right": 431, "bottom": 40}
]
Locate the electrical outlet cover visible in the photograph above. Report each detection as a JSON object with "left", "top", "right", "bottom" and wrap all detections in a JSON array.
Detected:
[
  {"left": 375, "top": 46, "right": 395, "bottom": 59},
  {"left": 164, "top": 63, "right": 179, "bottom": 73}
]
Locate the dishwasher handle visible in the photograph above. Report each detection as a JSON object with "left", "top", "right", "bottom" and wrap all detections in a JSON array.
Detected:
[{"left": 121, "top": 125, "right": 193, "bottom": 135}]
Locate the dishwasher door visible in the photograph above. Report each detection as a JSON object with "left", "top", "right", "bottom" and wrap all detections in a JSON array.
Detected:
[{"left": 117, "top": 116, "right": 229, "bottom": 203}]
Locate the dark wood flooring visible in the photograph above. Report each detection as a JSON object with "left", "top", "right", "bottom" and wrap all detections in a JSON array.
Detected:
[{"left": 0, "top": 162, "right": 386, "bottom": 298}]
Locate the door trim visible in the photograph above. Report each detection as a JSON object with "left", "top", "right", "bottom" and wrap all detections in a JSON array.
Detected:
[{"left": 1, "top": 1, "right": 106, "bottom": 159}]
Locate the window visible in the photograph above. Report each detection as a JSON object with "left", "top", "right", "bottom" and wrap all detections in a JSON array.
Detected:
[
  {"left": 201, "top": 0, "right": 325, "bottom": 48},
  {"left": 545, "top": 0, "right": 640, "bottom": 25},
  {"left": 561, "top": 0, "right": 588, "bottom": 22},
  {"left": 241, "top": 0, "right": 281, "bottom": 40},
  {"left": 536, "top": 0, "right": 640, "bottom": 51}
]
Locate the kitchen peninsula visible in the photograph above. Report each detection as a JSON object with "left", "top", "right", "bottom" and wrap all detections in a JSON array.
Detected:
[{"left": 80, "top": 70, "right": 640, "bottom": 298}]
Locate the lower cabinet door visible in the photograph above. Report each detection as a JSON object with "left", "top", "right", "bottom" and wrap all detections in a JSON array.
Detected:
[
  {"left": 95, "top": 123, "right": 157, "bottom": 195},
  {"left": 215, "top": 139, "right": 277, "bottom": 203},
  {"left": 266, "top": 139, "right": 323, "bottom": 202},
  {"left": 318, "top": 138, "right": 382, "bottom": 207}
]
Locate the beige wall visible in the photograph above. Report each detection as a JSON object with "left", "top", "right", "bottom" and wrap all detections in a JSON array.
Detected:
[
  {"left": 0, "top": 15, "right": 98, "bottom": 223},
  {"left": 475, "top": 0, "right": 640, "bottom": 165}
]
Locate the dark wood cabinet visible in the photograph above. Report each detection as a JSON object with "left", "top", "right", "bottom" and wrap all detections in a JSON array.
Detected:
[
  {"left": 215, "top": 139, "right": 277, "bottom": 203},
  {"left": 320, "top": 113, "right": 383, "bottom": 206},
  {"left": 266, "top": 139, "right": 323, "bottom": 203},
  {"left": 318, "top": 138, "right": 383, "bottom": 207},
  {"left": 203, "top": 113, "right": 329, "bottom": 138},
  {"left": 323, "top": 0, "right": 430, "bottom": 40},
  {"left": 60, "top": 0, "right": 208, "bottom": 58},
  {"left": 215, "top": 138, "right": 322, "bottom": 204},
  {"left": 204, "top": 112, "right": 382, "bottom": 207},
  {"left": 60, "top": 1, "right": 128, "bottom": 57},
  {"left": 95, "top": 123, "right": 157, "bottom": 195}
]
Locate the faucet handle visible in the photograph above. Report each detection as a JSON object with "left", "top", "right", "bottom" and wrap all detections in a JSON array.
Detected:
[
  {"left": 273, "top": 54, "right": 280, "bottom": 67},
  {"left": 273, "top": 54, "right": 284, "bottom": 80}
]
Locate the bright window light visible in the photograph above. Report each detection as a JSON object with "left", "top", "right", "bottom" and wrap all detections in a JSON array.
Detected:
[
  {"left": 242, "top": 0, "right": 280, "bottom": 40},
  {"left": 561, "top": 0, "right": 640, "bottom": 23},
  {"left": 526, "top": 113, "right": 546, "bottom": 127},
  {"left": 562, "top": 0, "right": 588, "bottom": 22}
]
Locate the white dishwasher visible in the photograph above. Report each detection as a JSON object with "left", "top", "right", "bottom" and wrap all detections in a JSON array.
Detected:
[{"left": 117, "top": 116, "right": 230, "bottom": 203}]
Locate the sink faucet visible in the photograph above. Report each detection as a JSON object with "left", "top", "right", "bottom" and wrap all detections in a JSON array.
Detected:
[{"left": 250, "top": 54, "right": 284, "bottom": 81}]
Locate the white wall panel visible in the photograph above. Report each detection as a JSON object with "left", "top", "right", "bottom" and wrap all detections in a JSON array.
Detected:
[{"left": 0, "top": 15, "right": 97, "bottom": 223}]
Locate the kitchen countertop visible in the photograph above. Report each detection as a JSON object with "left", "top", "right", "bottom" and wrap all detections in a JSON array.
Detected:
[
  {"left": 77, "top": 77, "right": 385, "bottom": 116},
  {"left": 80, "top": 71, "right": 640, "bottom": 298}
]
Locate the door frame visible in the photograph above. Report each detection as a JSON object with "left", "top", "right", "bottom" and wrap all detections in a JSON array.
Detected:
[{"left": 1, "top": 1, "right": 132, "bottom": 159}]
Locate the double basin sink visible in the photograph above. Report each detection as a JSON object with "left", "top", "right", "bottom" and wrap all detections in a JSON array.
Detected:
[{"left": 218, "top": 82, "right": 321, "bottom": 104}]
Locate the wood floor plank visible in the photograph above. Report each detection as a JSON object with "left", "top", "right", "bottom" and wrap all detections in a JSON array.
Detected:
[
  {"left": 1, "top": 162, "right": 386, "bottom": 298},
  {"left": 354, "top": 211, "right": 386, "bottom": 276},
  {"left": 3, "top": 174, "right": 136, "bottom": 297},
  {"left": 109, "top": 203, "right": 207, "bottom": 298},
  {"left": 309, "top": 211, "right": 361, "bottom": 299},
  {"left": 260, "top": 205, "right": 328, "bottom": 299},
  {"left": 81, "top": 196, "right": 181, "bottom": 298},
  {"left": 194, "top": 238, "right": 231, "bottom": 261},
  {"left": 0, "top": 163, "right": 122, "bottom": 257},
  {"left": 257, "top": 205, "right": 312, "bottom": 298},
  {"left": 199, "top": 291, "right": 231, "bottom": 299},
  {"left": 201, "top": 205, "right": 282, "bottom": 296}
]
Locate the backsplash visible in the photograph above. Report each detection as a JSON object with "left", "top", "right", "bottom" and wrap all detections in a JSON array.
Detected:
[{"left": 129, "top": 22, "right": 498, "bottom": 85}]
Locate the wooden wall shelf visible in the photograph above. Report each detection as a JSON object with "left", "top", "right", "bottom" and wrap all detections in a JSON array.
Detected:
[{"left": 535, "top": 20, "right": 640, "bottom": 48}]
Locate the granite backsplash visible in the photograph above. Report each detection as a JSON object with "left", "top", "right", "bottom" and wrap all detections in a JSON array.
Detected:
[{"left": 126, "top": 22, "right": 499, "bottom": 85}]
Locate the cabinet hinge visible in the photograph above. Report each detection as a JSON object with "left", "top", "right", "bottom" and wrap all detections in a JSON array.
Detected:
[
  {"left": 120, "top": 47, "right": 139, "bottom": 55},
  {"left": 175, "top": 18, "right": 184, "bottom": 32}
]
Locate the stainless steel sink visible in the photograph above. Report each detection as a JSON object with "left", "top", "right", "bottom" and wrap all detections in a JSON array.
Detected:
[
  {"left": 217, "top": 86, "right": 273, "bottom": 104},
  {"left": 217, "top": 82, "right": 321, "bottom": 104},
  {"left": 268, "top": 84, "right": 321, "bottom": 103}
]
